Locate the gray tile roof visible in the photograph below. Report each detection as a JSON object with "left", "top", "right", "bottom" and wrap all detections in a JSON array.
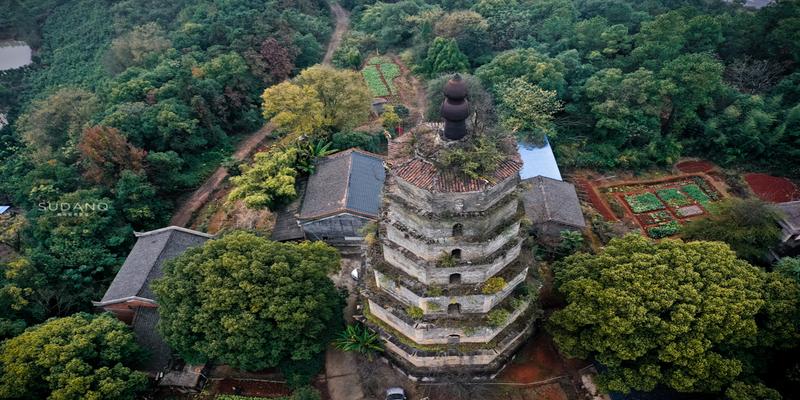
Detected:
[
  {"left": 522, "top": 176, "right": 586, "bottom": 229},
  {"left": 299, "top": 149, "right": 385, "bottom": 220},
  {"left": 97, "top": 226, "right": 212, "bottom": 305},
  {"left": 271, "top": 180, "right": 306, "bottom": 242},
  {"left": 131, "top": 307, "right": 172, "bottom": 373},
  {"left": 776, "top": 200, "right": 800, "bottom": 234}
]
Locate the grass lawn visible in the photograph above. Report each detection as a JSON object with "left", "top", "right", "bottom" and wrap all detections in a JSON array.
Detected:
[{"left": 624, "top": 192, "right": 666, "bottom": 213}]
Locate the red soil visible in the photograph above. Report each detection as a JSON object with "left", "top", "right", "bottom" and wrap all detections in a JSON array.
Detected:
[
  {"left": 675, "top": 160, "right": 715, "bottom": 173},
  {"left": 744, "top": 173, "right": 800, "bottom": 203},
  {"left": 498, "top": 332, "right": 588, "bottom": 384},
  {"left": 216, "top": 379, "right": 291, "bottom": 398},
  {"left": 576, "top": 179, "right": 617, "bottom": 221}
]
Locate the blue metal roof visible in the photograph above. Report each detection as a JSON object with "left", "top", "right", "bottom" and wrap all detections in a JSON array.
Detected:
[
  {"left": 518, "top": 137, "right": 562, "bottom": 181},
  {"left": 345, "top": 151, "right": 386, "bottom": 216}
]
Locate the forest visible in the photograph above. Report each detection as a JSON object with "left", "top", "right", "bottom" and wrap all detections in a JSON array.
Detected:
[{"left": 0, "top": 0, "right": 799, "bottom": 399}]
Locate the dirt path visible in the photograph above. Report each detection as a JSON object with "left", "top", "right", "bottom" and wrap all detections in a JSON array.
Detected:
[
  {"left": 169, "top": 124, "right": 275, "bottom": 227},
  {"left": 322, "top": 2, "right": 350, "bottom": 65},
  {"left": 170, "top": 2, "right": 351, "bottom": 228}
]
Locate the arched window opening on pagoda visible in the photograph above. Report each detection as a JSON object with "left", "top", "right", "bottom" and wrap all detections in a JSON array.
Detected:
[
  {"left": 448, "top": 303, "right": 461, "bottom": 315},
  {"left": 452, "top": 223, "right": 463, "bottom": 237},
  {"left": 451, "top": 248, "right": 462, "bottom": 259},
  {"left": 449, "top": 273, "right": 462, "bottom": 285}
]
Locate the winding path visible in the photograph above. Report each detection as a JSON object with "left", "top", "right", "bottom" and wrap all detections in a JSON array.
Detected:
[{"left": 169, "top": 1, "right": 350, "bottom": 227}]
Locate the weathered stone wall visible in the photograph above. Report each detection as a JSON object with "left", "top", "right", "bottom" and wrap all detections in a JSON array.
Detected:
[
  {"left": 368, "top": 298, "right": 530, "bottom": 344},
  {"left": 393, "top": 173, "right": 519, "bottom": 214},
  {"left": 373, "top": 267, "right": 527, "bottom": 315},
  {"left": 385, "top": 221, "right": 521, "bottom": 261},
  {"left": 381, "top": 239, "right": 522, "bottom": 285},
  {"left": 385, "top": 195, "right": 520, "bottom": 239}
]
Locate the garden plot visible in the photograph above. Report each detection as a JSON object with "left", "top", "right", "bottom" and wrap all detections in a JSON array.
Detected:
[
  {"left": 600, "top": 175, "right": 722, "bottom": 239},
  {"left": 361, "top": 56, "right": 401, "bottom": 97}
]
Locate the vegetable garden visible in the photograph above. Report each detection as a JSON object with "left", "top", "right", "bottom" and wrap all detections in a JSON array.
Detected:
[
  {"left": 361, "top": 56, "right": 401, "bottom": 97},
  {"left": 600, "top": 175, "right": 722, "bottom": 239}
]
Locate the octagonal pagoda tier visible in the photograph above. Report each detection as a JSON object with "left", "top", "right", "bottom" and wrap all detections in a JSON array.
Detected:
[{"left": 364, "top": 124, "right": 538, "bottom": 378}]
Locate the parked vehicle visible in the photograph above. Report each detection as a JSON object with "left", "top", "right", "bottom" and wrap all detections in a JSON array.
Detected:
[{"left": 385, "top": 387, "right": 407, "bottom": 400}]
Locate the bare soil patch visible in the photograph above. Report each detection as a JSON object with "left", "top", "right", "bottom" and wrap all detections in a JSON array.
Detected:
[
  {"left": 744, "top": 173, "right": 800, "bottom": 203},
  {"left": 675, "top": 160, "right": 715, "bottom": 173}
]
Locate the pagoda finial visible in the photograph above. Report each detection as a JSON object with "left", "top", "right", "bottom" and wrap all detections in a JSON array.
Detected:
[{"left": 440, "top": 74, "right": 470, "bottom": 140}]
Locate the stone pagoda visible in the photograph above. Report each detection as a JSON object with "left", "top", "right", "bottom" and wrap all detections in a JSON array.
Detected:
[{"left": 363, "top": 75, "right": 537, "bottom": 378}]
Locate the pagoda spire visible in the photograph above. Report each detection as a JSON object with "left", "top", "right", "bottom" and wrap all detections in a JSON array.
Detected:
[{"left": 440, "top": 74, "right": 470, "bottom": 140}]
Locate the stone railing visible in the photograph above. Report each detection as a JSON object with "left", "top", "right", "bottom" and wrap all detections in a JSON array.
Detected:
[
  {"left": 373, "top": 266, "right": 528, "bottom": 315},
  {"left": 382, "top": 239, "right": 522, "bottom": 285},
  {"left": 367, "top": 297, "right": 531, "bottom": 345}
]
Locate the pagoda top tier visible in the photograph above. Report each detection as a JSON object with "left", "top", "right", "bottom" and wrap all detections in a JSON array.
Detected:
[{"left": 387, "top": 124, "right": 521, "bottom": 194}]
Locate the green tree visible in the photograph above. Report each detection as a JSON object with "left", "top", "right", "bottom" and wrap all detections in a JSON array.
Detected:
[
  {"left": 262, "top": 81, "right": 326, "bottom": 138},
  {"left": 16, "top": 87, "right": 99, "bottom": 163},
  {"left": 659, "top": 53, "right": 725, "bottom": 134},
  {"left": 0, "top": 313, "right": 148, "bottom": 400},
  {"left": 725, "top": 381, "right": 781, "bottom": 400},
  {"left": 550, "top": 234, "right": 765, "bottom": 393},
  {"left": 106, "top": 22, "right": 171, "bottom": 73},
  {"left": 228, "top": 147, "right": 300, "bottom": 210},
  {"left": 496, "top": 78, "right": 562, "bottom": 145},
  {"left": 775, "top": 257, "right": 800, "bottom": 283},
  {"left": 419, "top": 37, "right": 469, "bottom": 77},
  {"left": 681, "top": 198, "right": 782, "bottom": 264},
  {"left": 295, "top": 65, "right": 372, "bottom": 132},
  {"left": 434, "top": 10, "right": 491, "bottom": 63},
  {"left": 153, "top": 232, "right": 342, "bottom": 371},
  {"left": 475, "top": 48, "right": 567, "bottom": 95}
]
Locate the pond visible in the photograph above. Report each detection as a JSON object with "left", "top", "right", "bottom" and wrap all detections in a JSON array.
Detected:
[{"left": 0, "top": 41, "right": 32, "bottom": 71}]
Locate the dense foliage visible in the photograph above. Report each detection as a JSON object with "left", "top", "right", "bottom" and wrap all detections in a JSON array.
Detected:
[
  {"left": 344, "top": 0, "right": 800, "bottom": 175},
  {"left": 681, "top": 198, "right": 783, "bottom": 264},
  {"left": 153, "top": 231, "right": 343, "bottom": 372},
  {"left": 0, "top": 0, "right": 332, "bottom": 335},
  {"left": 0, "top": 312, "right": 148, "bottom": 400},
  {"left": 549, "top": 234, "right": 800, "bottom": 395}
]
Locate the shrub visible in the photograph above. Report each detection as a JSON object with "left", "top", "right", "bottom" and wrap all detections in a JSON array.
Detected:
[
  {"left": 279, "top": 352, "right": 325, "bottom": 389},
  {"left": 406, "top": 306, "right": 424, "bottom": 320},
  {"left": 482, "top": 277, "right": 507, "bottom": 294},
  {"left": 333, "top": 324, "right": 382, "bottom": 361},
  {"left": 487, "top": 309, "right": 510, "bottom": 327},
  {"left": 437, "top": 252, "right": 457, "bottom": 268},
  {"left": 426, "top": 286, "right": 444, "bottom": 297}
]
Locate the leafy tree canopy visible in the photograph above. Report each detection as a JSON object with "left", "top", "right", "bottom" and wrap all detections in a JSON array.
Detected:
[
  {"left": 153, "top": 232, "right": 343, "bottom": 371},
  {"left": 549, "top": 234, "right": 790, "bottom": 394},
  {"left": 0, "top": 312, "right": 148, "bottom": 400}
]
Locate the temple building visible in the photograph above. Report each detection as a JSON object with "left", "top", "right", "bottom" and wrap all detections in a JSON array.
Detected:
[{"left": 363, "top": 75, "right": 538, "bottom": 378}]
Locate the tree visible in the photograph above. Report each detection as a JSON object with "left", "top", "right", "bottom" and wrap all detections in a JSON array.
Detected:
[
  {"left": 496, "top": 78, "right": 562, "bottom": 145},
  {"left": 295, "top": 65, "right": 372, "bottom": 132},
  {"left": 78, "top": 125, "right": 146, "bottom": 187},
  {"left": 381, "top": 105, "right": 401, "bottom": 131},
  {"left": 659, "top": 53, "right": 725, "bottom": 134},
  {"left": 475, "top": 48, "right": 567, "bottom": 95},
  {"left": 228, "top": 146, "right": 299, "bottom": 210},
  {"left": 775, "top": 257, "right": 800, "bottom": 283},
  {"left": 113, "top": 170, "right": 167, "bottom": 230},
  {"left": 153, "top": 231, "right": 342, "bottom": 371},
  {"left": 550, "top": 234, "right": 765, "bottom": 393},
  {"left": 259, "top": 37, "right": 295, "bottom": 84},
  {"left": 0, "top": 313, "right": 148, "bottom": 400},
  {"left": 261, "top": 82, "right": 326, "bottom": 138},
  {"left": 434, "top": 10, "right": 491, "bottom": 62},
  {"left": 419, "top": 37, "right": 469, "bottom": 77},
  {"left": 725, "top": 382, "right": 781, "bottom": 400},
  {"left": 107, "top": 22, "right": 171, "bottom": 73},
  {"left": 681, "top": 198, "right": 782, "bottom": 264},
  {"left": 16, "top": 87, "right": 99, "bottom": 162}
]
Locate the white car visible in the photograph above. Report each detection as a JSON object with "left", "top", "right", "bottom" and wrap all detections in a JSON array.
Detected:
[{"left": 385, "top": 387, "right": 407, "bottom": 400}]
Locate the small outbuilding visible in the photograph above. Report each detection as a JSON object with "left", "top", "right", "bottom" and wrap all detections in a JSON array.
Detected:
[
  {"left": 94, "top": 226, "right": 212, "bottom": 389},
  {"left": 522, "top": 175, "right": 586, "bottom": 242},
  {"left": 775, "top": 200, "right": 800, "bottom": 251},
  {"left": 298, "top": 149, "right": 385, "bottom": 247}
]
